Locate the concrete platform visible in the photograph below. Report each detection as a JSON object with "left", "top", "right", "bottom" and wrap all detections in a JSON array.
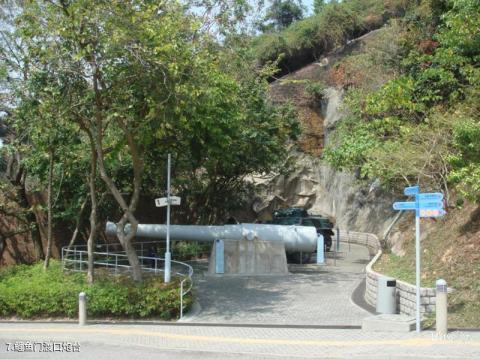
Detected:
[
  {"left": 362, "top": 314, "right": 416, "bottom": 332},
  {"left": 208, "top": 239, "right": 288, "bottom": 276}
]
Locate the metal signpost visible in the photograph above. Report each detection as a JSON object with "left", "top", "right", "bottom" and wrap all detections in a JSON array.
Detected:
[
  {"left": 393, "top": 186, "right": 445, "bottom": 333},
  {"left": 155, "top": 154, "right": 181, "bottom": 283}
]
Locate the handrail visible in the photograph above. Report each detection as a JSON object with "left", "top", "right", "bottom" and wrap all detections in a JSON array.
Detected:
[{"left": 61, "top": 244, "right": 194, "bottom": 318}]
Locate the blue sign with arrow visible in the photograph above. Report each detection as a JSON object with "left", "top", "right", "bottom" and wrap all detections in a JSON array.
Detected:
[
  {"left": 418, "top": 201, "right": 443, "bottom": 210},
  {"left": 404, "top": 186, "right": 420, "bottom": 196},
  {"left": 417, "top": 193, "right": 443, "bottom": 201},
  {"left": 393, "top": 201, "right": 416, "bottom": 210}
]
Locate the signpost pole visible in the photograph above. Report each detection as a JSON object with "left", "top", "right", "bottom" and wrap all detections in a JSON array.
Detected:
[
  {"left": 415, "top": 197, "right": 421, "bottom": 333},
  {"left": 164, "top": 154, "right": 172, "bottom": 283},
  {"left": 393, "top": 186, "right": 445, "bottom": 334}
]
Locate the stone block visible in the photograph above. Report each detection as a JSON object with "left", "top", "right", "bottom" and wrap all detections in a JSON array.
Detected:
[
  {"left": 362, "top": 314, "right": 416, "bottom": 332},
  {"left": 208, "top": 239, "right": 288, "bottom": 276}
]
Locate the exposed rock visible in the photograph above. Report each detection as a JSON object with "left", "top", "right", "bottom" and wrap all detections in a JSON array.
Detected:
[{"left": 252, "top": 30, "right": 408, "bottom": 248}]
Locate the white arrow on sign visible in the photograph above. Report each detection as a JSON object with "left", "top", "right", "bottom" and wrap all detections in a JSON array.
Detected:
[{"left": 155, "top": 196, "right": 181, "bottom": 207}]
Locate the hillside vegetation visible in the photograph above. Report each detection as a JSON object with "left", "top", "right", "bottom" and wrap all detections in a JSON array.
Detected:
[
  {"left": 323, "top": 0, "right": 480, "bottom": 202},
  {"left": 253, "top": 0, "right": 409, "bottom": 76}
]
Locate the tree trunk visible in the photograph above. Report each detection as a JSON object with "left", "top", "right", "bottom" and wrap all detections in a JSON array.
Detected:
[
  {"left": 85, "top": 60, "right": 143, "bottom": 281},
  {"left": 115, "top": 217, "right": 142, "bottom": 281},
  {"left": 66, "top": 194, "right": 89, "bottom": 250},
  {"left": 86, "top": 145, "right": 98, "bottom": 284},
  {"left": 124, "top": 234, "right": 142, "bottom": 281},
  {"left": 43, "top": 147, "right": 54, "bottom": 270}
]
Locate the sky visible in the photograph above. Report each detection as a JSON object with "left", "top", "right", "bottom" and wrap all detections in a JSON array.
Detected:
[{"left": 303, "top": 0, "right": 315, "bottom": 15}]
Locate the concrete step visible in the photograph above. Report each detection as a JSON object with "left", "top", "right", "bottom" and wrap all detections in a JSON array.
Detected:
[{"left": 362, "top": 314, "right": 416, "bottom": 332}]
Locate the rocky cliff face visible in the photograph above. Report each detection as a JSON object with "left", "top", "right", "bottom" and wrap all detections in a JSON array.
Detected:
[{"left": 251, "top": 31, "right": 403, "bottom": 242}]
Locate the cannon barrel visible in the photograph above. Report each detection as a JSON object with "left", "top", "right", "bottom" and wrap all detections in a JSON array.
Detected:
[{"left": 105, "top": 222, "right": 318, "bottom": 253}]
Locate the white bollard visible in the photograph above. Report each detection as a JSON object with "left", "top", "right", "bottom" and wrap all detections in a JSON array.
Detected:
[
  {"left": 436, "top": 279, "right": 448, "bottom": 338},
  {"left": 79, "top": 292, "right": 87, "bottom": 326}
]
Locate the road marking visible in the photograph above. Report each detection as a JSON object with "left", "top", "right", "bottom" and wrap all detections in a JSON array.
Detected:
[{"left": 1, "top": 327, "right": 479, "bottom": 348}]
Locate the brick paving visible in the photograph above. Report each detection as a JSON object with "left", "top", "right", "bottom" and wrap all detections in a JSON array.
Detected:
[{"left": 185, "top": 243, "right": 373, "bottom": 325}]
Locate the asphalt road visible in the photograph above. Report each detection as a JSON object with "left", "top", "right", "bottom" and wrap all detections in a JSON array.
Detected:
[{"left": 1, "top": 323, "right": 479, "bottom": 358}]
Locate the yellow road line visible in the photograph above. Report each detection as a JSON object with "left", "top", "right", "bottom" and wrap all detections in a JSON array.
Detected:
[{"left": 1, "top": 327, "right": 479, "bottom": 348}]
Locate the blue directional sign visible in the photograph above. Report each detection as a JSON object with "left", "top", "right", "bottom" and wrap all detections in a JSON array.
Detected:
[
  {"left": 404, "top": 186, "right": 420, "bottom": 196},
  {"left": 417, "top": 192, "right": 443, "bottom": 201},
  {"left": 393, "top": 201, "right": 416, "bottom": 210},
  {"left": 393, "top": 186, "right": 446, "bottom": 333},
  {"left": 418, "top": 201, "right": 443, "bottom": 210}
]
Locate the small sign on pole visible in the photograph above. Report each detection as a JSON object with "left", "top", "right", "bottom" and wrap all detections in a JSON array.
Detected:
[
  {"left": 155, "top": 197, "right": 168, "bottom": 207},
  {"left": 393, "top": 187, "right": 446, "bottom": 333},
  {"left": 155, "top": 196, "right": 181, "bottom": 208}
]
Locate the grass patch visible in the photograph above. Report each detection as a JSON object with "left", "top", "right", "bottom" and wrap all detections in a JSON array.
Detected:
[{"left": 0, "top": 260, "right": 192, "bottom": 320}]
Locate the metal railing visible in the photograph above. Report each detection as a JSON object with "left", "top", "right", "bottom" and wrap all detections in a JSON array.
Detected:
[
  {"left": 332, "top": 229, "right": 381, "bottom": 255},
  {"left": 61, "top": 243, "right": 194, "bottom": 319}
]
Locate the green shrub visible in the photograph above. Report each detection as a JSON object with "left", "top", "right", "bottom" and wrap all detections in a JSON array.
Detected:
[
  {"left": 304, "top": 81, "right": 325, "bottom": 100},
  {"left": 0, "top": 261, "right": 192, "bottom": 319}
]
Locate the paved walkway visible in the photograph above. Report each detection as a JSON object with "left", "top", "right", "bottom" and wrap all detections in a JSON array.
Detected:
[
  {"left": 1, "top": 323, "right": 479, "bottom": 358},
  {"left": 185, "top": 243, "right": 373, "bottom": 325}
]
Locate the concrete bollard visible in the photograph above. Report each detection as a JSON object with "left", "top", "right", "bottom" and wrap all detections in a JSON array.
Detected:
[
  {"left": 436, "top": 279, "right": 448, "bottom": 337},
  {"left": 79, "top": 292, "right": 87, "bottom": 326}
]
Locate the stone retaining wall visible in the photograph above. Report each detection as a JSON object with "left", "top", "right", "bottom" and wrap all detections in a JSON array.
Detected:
[
  {"left": 364, "top": 249, "right": 436, "bottom": 315},
  {"left": 339, "top": 230, "right": 436, "bottom": 315}
]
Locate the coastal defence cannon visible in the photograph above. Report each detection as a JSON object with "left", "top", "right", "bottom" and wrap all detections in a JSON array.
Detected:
[
  {"left": 105, "top": 222, "right": 318, "bottom": 275},
  {"left": 105, "top": 222, "right": 318, "bottom": 252}
]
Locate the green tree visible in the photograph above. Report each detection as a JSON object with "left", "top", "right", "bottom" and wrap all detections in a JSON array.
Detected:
[
  {"left": 261, "top": 0, "right": 304, "bottom": 31},
  {"left": 313, "top": 0, "right": 326, "bottom": 14},
  {"left": 9, "top": 0, "right": 299, "bottom": 282}
]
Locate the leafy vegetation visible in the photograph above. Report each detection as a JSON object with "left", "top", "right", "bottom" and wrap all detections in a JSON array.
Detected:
[
  {"left": 324, "top": 0, "right": 480, "bottom": 202},
  {"left": 252, "top": 0, "right": 409, "bottom": 75},
  {"left": 0, "top": 260, "right": 190, "bottom": 319},
  {"left": 259, "top": 0, "right": 305, "bottom": 32}
]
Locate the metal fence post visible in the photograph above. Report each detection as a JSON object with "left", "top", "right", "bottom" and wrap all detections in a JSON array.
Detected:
[
  {"left": 74, "top": 247, "right": 77, "bottom": 271},
  {"left": 336, "top": 227, "right": 340, "bottom": 251},
  {"left": 334, "top": 235, "right": 337, "bottom": 266},
  {"left": 79, "top": 251, "right": 83, "bottom": 271},
  {"left": 180, "top": 281, "right": 184, "bottom": 319},
  {"left": 115, "top": 255, "right": 118, "bottom": 275}
]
